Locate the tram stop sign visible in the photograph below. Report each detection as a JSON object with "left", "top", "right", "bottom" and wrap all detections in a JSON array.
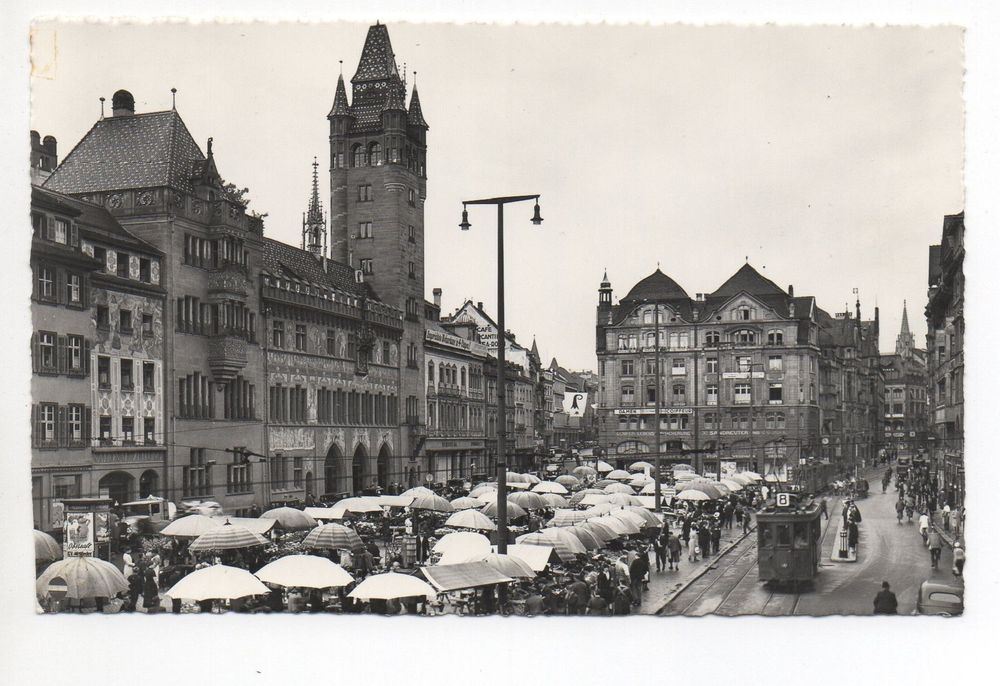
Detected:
[
  {"left": 47, "top": 576, "right": 68, "bottom": 602},
  {"left": 776, "top": 493, "right": 792, "bottom": 508}
]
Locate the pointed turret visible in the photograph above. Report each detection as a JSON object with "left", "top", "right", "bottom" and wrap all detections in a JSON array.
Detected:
[
  {"left": 328, "top": 73, "right": 351, "bottom": 119},
  {"left": 383, "top": 83, "right": 406, "bottom": 113},
  {"left": 530, "top": 336, "right": 540, "bottom": 360},
  {"left": 302, "top": 157, "right": 326, "bottom": 256},
  {"left": 895, "top": 300, "right": 915, "bottom": 358},
  {"left": 407, "top": 85, "right": 428, "bottom": 129}
]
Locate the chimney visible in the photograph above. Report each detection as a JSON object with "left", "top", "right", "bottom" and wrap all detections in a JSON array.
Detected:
[
  {"left": 695, "top": 293, "right": 705, "bottom": 302},
  {"left": 111, "top": 89, "right": 135, "bottom": 117},
  {"left": 788, "top": 284, "right": 794, "bottom": 297},
  {"left": 433, "top": 288, "right": 442, "bottom": 308},
  {"left": 477, "top": 301, "right": 483, "bottom": 311}
]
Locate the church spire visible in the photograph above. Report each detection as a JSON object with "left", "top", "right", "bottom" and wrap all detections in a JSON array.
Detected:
[
  {"left": 302, "top": 157, "right": 326, "bottom": 256},
  {"left": 900, "top": 300, "right": 911, "bottom": 336},
  {"left": 895, "top": 300, "right": 915, "bottom": 358}
]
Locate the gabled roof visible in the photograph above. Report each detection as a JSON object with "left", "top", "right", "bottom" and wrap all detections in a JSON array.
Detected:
[
  {"left": 32, "top": 185, "right": 161, "bottom": 255},
  {"left": 44, "top": 110, "right": 207, "bottom": 195},
  {"left": 262, "top": 238, "right": 371, "bottom": 298},
  {"left": 407, "top": 85, "right": 428, "bottom": 128},
  {"left": 710, "top": 263, "right": 787, "bottom": 299},
  {"left": 621, "top": 268, "right": 689, "bottom": 303}
]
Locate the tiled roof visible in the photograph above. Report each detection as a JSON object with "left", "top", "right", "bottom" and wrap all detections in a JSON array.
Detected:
[
  {"left": 44, "top": 110, "right": 206, "bottom": 195},
  {"left": 621, "top": 268, "right": 690, "bottom": 303},
  {"left": 710, "top": 263, "right": 787, "bottom": 299},
  {"left": 352, "top": 23, "right": 399, "bottom": 83},
  {"left": 261, "top": 238, "right": 370, "bottom": 297},
  {"left": 328, "top": 74, "right": 351, "bottom": 118},
  {"left": 32, "top": 185, "right": 161, "bottom": 255}
]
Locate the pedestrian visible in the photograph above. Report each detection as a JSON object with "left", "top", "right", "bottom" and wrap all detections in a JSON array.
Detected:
[
  {"left": 122, "top": 549, "right": 136, "bottom": 580},
  {"left": 612, "top": 583, "right": 633, "bottom": 616},
  {"left": 126, "top": 568, "right": 142, "bottom": 612},
  {"left": 667, "top": 531, "right": 683, "bottom": 571},
  {"left": 942, "top": 503, "right": 952, "bottom": 532},
  {"left": 710, "top": 523, "right": 722, "bottom": 555},
  {"left": 819, "top": 497, "right": 828, "bottom": 520},
  {"left": 918, "top": 511, "right": 930, "bottom": 543},
  {"left": 848, "top": 520, "right": 859, "bottom": 554},
  {"left": 653, "top": 528, "right": 668, "bottom": 573},
  {"left": 687, "top": 528, "right": 699, "bottom": 562},
  {"left": 697, "top": 524, "right": 711, "bottom": 559},
  {"left": 629, "top": 550, "right": 648, "bottom": 605},
  {"left": 927, "top": 530, "right": 943, "bottom": 569},
  {"left": 614, "top": 555, "right": 631, "bottom": 586},
  {"left": 873, "top": 581, "right": 898, "bottom": 615},
  {"left": 742, "top": 506, "right": 752, "bottom": 534},
  {"left": 952, "top": 542, "right": 965, "bottom": 577},
  {"left": 141, "top": 568, "right": 159, "bottom": 613}
]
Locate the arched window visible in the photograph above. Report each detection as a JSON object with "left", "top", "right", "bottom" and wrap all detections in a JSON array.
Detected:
[
  {"left": 643, "top": 310, "right": 653, "bottom": 324},
  {"left": 616, "top": 440, "right": 649, "bottom": 455},
  {"left": 439, "top": 363, "right": 446, "bottom": 384},
  {"left": 767, "top": 329, "right": 784, "bottom": 345},
  {"left": 369, "top": 142, "right": 383, "bottom": 166},
  {"left": 705, "top": 330, "right": 721, "bottom": 345},
  {"left": 352, "top": 144, "right": 366, "bottom": 168},
  {"left": 460, "top": 368, "right": 466, "bottom": 387},
  {"left": 644, "top": 331, "right": 656, "bottom": 348},
  {"left": 427, "top": 361, "right": 434, "bottom": 383},
  {"left": 733, "top": 329, "right": 756, "bottom": 344}
]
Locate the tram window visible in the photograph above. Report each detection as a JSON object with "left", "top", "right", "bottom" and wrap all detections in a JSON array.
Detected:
[
  {"left": 761, "top": 526, "right": 773, "bottom": 548},
  {"left": 776, "top": 524, "right": 791, "bottom": 546},
  {"left": 793, "top": 523, "right": 809, "bottom": 548}
]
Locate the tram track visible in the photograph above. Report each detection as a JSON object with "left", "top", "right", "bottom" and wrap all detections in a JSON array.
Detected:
[{"left": 660, "top": 498, "right": 842, "bottom": 616}]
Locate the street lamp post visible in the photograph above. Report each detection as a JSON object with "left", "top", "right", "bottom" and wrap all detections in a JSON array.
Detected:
[{"left": 460, "top": 194, "right": 542, "bottom": 555}]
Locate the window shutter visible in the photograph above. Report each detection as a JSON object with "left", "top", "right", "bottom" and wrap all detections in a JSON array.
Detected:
[
  {"left": 46, "top": 216, "right": 55, "bottom": 241},
  {"left": 84, "top": 339, "right": 91, "bottom": 375},
  {"left": 31, "top": 405, "right": 39, "bottom": 448},
  {"left": 57, "top": 405, "right": 67, "bottom": 447},
  {"left": 54, "top": 268, "right": 65, "bottom": 305},
  {"left": 83, "top": 406, "right": 92, "bottom": 446},
  {"left": 30, "top": 333, "right": 39, "bottom": 373},
  {"left": 57, "top": 336, "right": 67, "bottom": 374},
  {"left": 70, "top": 223, "right": 79, "bottom": 247}
]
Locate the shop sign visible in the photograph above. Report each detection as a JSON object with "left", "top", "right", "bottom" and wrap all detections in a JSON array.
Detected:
[
  {"left": 614, "top": 407, "right": 693, "bottom": 415},
  {"left": 722, "top": 371, "right": 765, "bottom": 379}
]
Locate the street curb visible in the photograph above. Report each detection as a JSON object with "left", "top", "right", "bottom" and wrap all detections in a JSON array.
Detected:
[{"left": 648, "top": 524, "right": 756, "bottom": 615}]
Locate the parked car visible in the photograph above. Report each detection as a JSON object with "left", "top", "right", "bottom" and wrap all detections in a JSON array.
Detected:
[{"left": 915, "top": 580, "right": 964, "bottom": 616}]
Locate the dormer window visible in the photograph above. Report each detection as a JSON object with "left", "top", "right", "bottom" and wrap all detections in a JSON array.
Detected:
[{"left": 735, "top": 306, "right": 753, "bottom": 321}]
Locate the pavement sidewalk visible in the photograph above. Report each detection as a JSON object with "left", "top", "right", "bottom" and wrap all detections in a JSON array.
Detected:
[{"left": 638, "top": 521, "right": 755, "bottom": 615}]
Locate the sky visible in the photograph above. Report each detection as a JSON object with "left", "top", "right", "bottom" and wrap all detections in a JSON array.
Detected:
[{"left": 29, "top": 21, "right": 964, "bottom": 369}]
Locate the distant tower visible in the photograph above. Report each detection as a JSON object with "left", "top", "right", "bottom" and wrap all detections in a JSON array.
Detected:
[
  {"left": 302, "top": 157, "right": 327, "bottom": 256},
  {"left": 896, "top": 300, "right": 915, "bottom": 358},
  {"left": 598, "top": 270, "right": 613, "bottom": 320}
]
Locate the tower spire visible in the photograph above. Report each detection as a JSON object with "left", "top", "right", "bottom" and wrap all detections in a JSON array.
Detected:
[
  {"left": 303, "top": 156, "right": 326, "bottom": 257},
  {"left": 895, "top": 300, "right": 915, "bottom": 358}
]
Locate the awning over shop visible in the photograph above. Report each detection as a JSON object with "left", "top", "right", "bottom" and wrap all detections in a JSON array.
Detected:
[
  {"left": 420, "top": 562, "right": 513, "bottom": 592},
  {"left": 495, "top": 544, "right": 557, "bottom": 572}
]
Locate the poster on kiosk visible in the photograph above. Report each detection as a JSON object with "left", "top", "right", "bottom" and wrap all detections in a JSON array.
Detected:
[
  {"left": 63, "top": 512, "right": 94, "bottom": 557},
  {"left": 61, "top": 498, "right": 113, "bottom": 559}
]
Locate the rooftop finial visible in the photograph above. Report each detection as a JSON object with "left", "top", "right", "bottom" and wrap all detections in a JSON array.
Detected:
[
  {"left": 206, "top": 137, "right": 213, "bottom": 157},
  {"left": 339, "top": 59, "right": 343, "bottom": 75},
  {"left": 171, "top": 87, "right": 177, "bottom": 110},
  {"left": 99, "top": 96, "right": 105, "bottom": 120}
]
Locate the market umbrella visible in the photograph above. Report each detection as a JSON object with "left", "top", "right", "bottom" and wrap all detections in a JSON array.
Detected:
[
  {"left": 516, "top": 529, "right": 586, "bottom": 562},
  {"left": 721, "top": 479, "right": 744, "bottom": 492},
  {"left": 348, "top": 572, "right": 436, "bottom": 601},
  {"left": 603, "top": 482, "right": 634, "bottom": 495},
  {"left": 165, "top": 564, "right": 270, "bottom": 601},
  {"left": 477, "top": 553, "right": 536, "bottom": 579},
  {"left": 563, "top": 525, "right": 605, "bottom": 551},
  {"left": 444, "top": 509, "right": 497, "bottom": 531},
  {"left": 607, "top": 493, "right": 645, "bottom": 507},
  {"left": 555, "top": 474, "right": 581, "bottom": 488},
  {"left": 580, "top": 493, "right": 612, "bottom": 506},
  {"left": 522, "top": 473, "right": 542, "bottom": 485},
  {"left": 508, "top": 491, "right": 548, "bottom": 510},
  {"left": 469, "top": 484, "right": 497, "bottom": 499},
  {"left": 596, "top": 460, "right": 614, "bottom": 473},
  {"left": 547, "top": 508, "right": 594, "bottom": 527},
  {"left": 683, "top": 481, "right": 725, "bottom": 499},
  {"left": 675, "top": 489, "right": 712, "bottom": 501},
  {"left": 401, "top": 486, "right": 435, "bottom": 498},
  {"left": 259, "top": 506, "right": 317, "bottom": 530},
  {"left": 188, "top": 522, "right": 268, "bottom": 552},
  {"left": 629, "top": 461, "right": 655, "bottom": 472},
  {"left": 532, "top": 481, "right": 568, "bottom": 495},
  {"left": 34, "top": 530, "right": 61, "bottom": 562},
  {"left": 673, "top": 464, "right": 695, "bottom": 472},
  {"left": 571, "top": 466, "right": 597, "bottom": 478},
  {"left": 577, "top": 520, "right": 620, "bottom": 542},
  {"left": 302, "top": 523, "right": 365, "bottom": 553},
  {"left": 450, "top": 496, "right": 482, "bottom": 510},
  {"left": 729, "top": 474, "right": 755, "bottom": 486},
  {"left": 610, "top": 510, "right": 648, "bottom": 529},
  {"left": 595, "top": 479, "right": 618, "bottom": 489},
  {"left": 505, "top": 472, "right": 529, "bottom": 484},
  {"left": 36, "top": 557, "right": 128, "bottom": 600},
  {"left": 160, "top": 514, "right": 223, "bottom": 538},
  {"left": 409, "top": 494, "right": 454, "bottom": 513},
  {"left": 480, "top": 501, "right": 528, "bottom": 520},
  {"left": 540, "top": 493, "right": 570, "bottom": 509},
  {"left": 569, "top": 488, "right": 606, "bottom": 506},
  {"left": 432, "top": 531, "right": 492, "bottom": 558},
  {"left": 475, "top": 489, "right": 500, "bottom": 505},
  {"left": 607, "top": 469, "right": 632, "bottom": 481},
  {"left": 507, "top": 482, "right": 531, "bottom": 490},
  {"left": 742, "top": 471, "right": 764, "bottom": 481},
  {"left": 328, "top": 497, "right": 384, "bottom": 515},
  {"left": 624, "top": 506, "right": 662, "bottom": 528},
  {"left": 254, "top": 555, "right": 354, "bottom": 589},
  {"left": 596, "top": 514, "right": 642, "bottom": 536},
  {"left": 639, "top": 482, "right": 673, "bottom": 496}
]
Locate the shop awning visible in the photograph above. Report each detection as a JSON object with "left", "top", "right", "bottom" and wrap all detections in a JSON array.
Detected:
[
  {"left": 420, "top": 561, "right": 513, "bottom": 592},
  {"left": 496, "top": 544, "right": 557, "bottom": 572}
]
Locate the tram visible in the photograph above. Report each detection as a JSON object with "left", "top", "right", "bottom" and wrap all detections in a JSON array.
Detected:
[{"left": 756, "top": 496, "right": 823, "bottom": 586}]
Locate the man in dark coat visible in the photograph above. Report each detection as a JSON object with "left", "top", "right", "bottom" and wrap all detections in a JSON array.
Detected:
[
  {"left": 652, "top": 528, "right": 668, "bottom": 572},
  {"left": 629, "top": 551, "right": 649, "bottom": 605},
  {"left": 873, "top": 581, "right": 898, "bottom": 614},
  {"left": 612, "top": 584, "right": 633, "bottom": 615},
  {"left": 666, "top": 531, "right": 683, "bottom": 571},
  {"left": 126, "top": 569, "right": 142, "bottom": 612},
  {"left": 697, "top": 524, "right": 712, "bottom": 558}
]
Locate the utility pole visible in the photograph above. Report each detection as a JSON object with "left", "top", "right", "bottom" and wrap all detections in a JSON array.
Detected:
[{"left": 653, "top": 301, "right": 662, "bottom": 512}]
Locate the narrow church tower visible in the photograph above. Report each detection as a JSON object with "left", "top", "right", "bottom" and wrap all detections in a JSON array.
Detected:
[
  {"left": 302, "top": 157, "right": 327, "bottom": 256},
  {"left": 896, "top": 300, "right": 915, "bottom": 358}
]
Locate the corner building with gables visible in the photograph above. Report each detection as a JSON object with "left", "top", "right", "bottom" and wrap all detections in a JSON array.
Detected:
[{"left": 596, "top": 264, "right": 882, "bottom": 480}]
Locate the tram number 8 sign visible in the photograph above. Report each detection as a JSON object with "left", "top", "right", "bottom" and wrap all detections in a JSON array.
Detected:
[{"left": 776, "top": 493, "right": 792, "bottom": 508}]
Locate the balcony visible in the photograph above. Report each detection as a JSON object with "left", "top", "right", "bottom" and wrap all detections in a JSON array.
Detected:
[
  {"left": 208, "top": 262, "right": 250, "bottom": 300},
  {"left": 209, "top": 331, "right": 248, "bottom": 383}
]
